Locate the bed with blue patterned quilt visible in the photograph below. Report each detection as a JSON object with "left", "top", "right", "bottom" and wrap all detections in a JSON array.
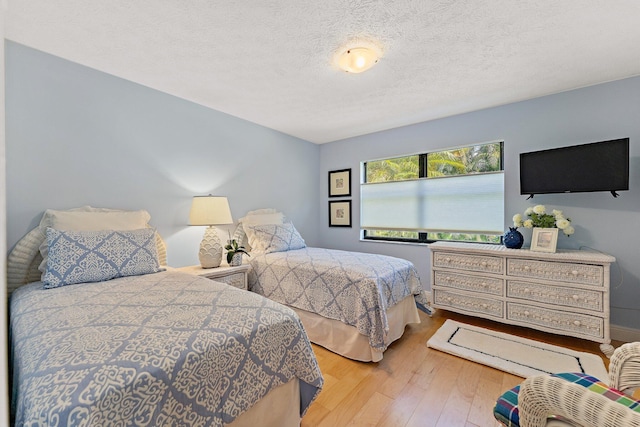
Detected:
[
  {"left": 10, "top": 271, "right": 323, "bottom": 426},
  {"left": 248, "top": 247, "right": 429, "bottom": 361}
]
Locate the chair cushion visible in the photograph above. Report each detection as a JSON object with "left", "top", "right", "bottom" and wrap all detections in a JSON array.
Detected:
[{"left": 494, "top": 372, "right": 640, "bottom": 427}]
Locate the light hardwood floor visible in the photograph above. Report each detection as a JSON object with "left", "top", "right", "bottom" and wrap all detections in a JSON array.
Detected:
[{"left": 301, "top": 309, "right": 619, "bottom": 427}]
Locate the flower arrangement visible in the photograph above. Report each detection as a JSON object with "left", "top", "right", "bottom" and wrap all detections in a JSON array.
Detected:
[{"left": 513, "top": 205, "right": 575, "bottom": 236}]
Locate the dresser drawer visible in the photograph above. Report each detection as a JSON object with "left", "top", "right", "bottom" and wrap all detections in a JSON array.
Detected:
[
  {"left": 214, "top": 273, "right": 246, "bottom": 290},
  {"left": 434, "top": 271, "right": 503, "bottom": 296},
  {"left": 433, "top": 289, "right": 503, "bottom": 318},
  {"left": 507, "top": 259, "right": 603, "bottom": 286},
  {"left": 507, "top": 280, "right": 603, "bottom": 312},
  {"left": 433, "top": 251, "right": 503, "bottom": 275},
  {"left": 507, "top": 302, "right": 604, "bottom": 339}
]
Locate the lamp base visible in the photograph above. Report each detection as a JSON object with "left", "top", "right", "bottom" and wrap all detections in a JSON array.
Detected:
[{"left": 198, "top": 226, "right": 223, "bottom": 268}]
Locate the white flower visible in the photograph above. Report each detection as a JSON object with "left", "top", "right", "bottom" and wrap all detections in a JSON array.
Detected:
[
  {"left": 513, "top": 214, "right": 523, "bottom": 227},
  {"left": 533, "top": 205, "right": 546, "bottom": 215},
  {"left": 510, "top": 205, "right": 575, "bottom": 239}
]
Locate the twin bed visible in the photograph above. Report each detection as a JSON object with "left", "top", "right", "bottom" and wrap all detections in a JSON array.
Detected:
[
  {"left": 8, "top": 207, "right": 323, "bottom": 426},
  {"left": 8, "top": 206, "right": 429, "bottom": 425},
  {"left": 234, "top": 208, "right": 430, "bottom": 362}
]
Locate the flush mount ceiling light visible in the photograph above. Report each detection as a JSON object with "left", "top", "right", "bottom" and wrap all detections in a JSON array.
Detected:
[{"left": 335, "top": 44, "right": 382, "bottom": 73}]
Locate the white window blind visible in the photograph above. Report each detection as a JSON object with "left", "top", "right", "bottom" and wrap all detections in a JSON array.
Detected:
[{"left": 361, "top": 172, "right": 504, "bottom": 234}]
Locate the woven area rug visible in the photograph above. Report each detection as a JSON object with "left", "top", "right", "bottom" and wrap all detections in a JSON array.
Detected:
[{"left": 427, "top": 319, "right": 608, "bottom": 379}]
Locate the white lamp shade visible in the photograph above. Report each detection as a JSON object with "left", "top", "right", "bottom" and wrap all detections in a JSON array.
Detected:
[{"left": 189, "top": 196, "right": 233, "bottom": 226}]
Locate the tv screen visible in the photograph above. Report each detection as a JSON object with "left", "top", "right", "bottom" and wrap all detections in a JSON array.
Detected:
[{"left": 520, "top": 138, "right": 629, "bottom": 197}]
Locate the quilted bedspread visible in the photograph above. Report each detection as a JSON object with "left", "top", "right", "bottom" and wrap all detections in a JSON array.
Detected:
[
  {"left": 10, "top": 271, "right": 323, "bottom": 426},
  {"left": 248, "top": 247, "right": 428, "bottom": 351}
]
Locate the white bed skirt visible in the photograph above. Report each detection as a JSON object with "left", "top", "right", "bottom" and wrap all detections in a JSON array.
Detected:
[
  {"left": 229, "top": 379, "right": 300, "bottom": 427},
  {"left": 292, "top": 296, "right": 420, "bottom": 362}
]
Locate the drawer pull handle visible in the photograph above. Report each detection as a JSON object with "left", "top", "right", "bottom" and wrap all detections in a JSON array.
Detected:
[
  {"left": 571, "top": 270, "right": 578, "bottom": 276},
  {"left": 574, "top": 320, "right": 581, "bottom": 326}
]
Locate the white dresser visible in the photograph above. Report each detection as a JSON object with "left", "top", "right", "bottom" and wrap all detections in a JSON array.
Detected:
[{"left": 429, "top": 241, "right": 616, "bottom": 356}]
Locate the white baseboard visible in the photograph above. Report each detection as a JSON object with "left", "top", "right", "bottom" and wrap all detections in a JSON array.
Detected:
[{"left": 611, "top": 324, "right": 640, "bottom": 343}]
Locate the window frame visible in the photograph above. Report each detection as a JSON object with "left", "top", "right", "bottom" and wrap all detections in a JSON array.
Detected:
[{"left": 361, "top": 141, "right": 504, "bottom": 244}]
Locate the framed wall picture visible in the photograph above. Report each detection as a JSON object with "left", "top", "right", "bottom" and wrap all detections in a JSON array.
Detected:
[
  {"left": 329, "top": 200, "right": 352, "bottom": 227},
  {"left": 328, "top": 168, "right": 351, "bottom": 197},
  {"left": 530, "top": 228, "right": 558, "bottom": 253}
]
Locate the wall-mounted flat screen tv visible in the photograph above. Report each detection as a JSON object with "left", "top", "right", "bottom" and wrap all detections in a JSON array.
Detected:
[{"left": 520, "top": 138, "right": 629, "bottom": 198}]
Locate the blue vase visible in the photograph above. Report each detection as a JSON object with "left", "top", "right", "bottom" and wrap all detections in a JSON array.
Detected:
[{"left": 503, "top": 227, "right": 524, "bottom": 249}]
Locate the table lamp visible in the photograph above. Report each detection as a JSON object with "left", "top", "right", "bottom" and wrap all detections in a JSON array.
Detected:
[{"left": 189, "top": 195, "right": 233, "bottom": 268}]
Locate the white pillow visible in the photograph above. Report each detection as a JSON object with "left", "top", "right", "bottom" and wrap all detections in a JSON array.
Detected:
[
  {"left": 243, "top": 208, "right": 278, "bottom": 216},
  {"left": 239, "top": 212, "right": 284, "bottom": 227},
  {"left": 38, "top": 207, "right": 152, "bottom": 274},
  {"left": 235, "top": 210, "right": 284, "bottom": 249},
  {"left": 40, "top": 207, "right": 151, "bottom": 231}
]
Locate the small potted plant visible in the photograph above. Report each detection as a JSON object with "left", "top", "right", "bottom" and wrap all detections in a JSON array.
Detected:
[{"left": 225, "top": 239, "right": 250, "bottom": 266}]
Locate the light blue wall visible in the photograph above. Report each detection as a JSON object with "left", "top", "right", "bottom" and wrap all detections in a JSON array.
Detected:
[
  {"left": 319, "top": 76, "right": 640, "bottom": 330},
  {"left": 5, "top": 41, "right": 320, "bottom": 267},
  {"left": 6, "top": 40, "right": 640, "bottom": 331}
]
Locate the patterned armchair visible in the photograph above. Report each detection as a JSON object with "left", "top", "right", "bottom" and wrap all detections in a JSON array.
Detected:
[{"left": 494, "top": 342, "right": 640, "bottom": 427}]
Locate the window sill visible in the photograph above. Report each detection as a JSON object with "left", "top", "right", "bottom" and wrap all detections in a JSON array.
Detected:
[{"left": 359, "top": 238, "right": 428, "bottom": 247}]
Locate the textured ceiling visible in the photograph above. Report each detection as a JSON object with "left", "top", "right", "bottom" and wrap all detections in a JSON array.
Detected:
[{"left": 6, "top": 1, "right": 640, "bottom": 144}]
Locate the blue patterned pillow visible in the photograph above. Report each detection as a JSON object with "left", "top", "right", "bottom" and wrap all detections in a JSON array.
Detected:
[
  {"left": 245, "top": 222, "right": 306, "bottom": 253},
  {"left": 43, "top": 228, "right": 163, "bottom": 289}
]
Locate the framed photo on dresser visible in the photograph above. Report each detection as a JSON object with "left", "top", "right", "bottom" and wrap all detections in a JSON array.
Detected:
[{"left": 530, "top": 228, "right": 558, "bottom": 253}]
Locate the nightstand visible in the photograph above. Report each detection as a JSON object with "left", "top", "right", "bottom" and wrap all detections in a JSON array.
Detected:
[{"left": 177, "top": 264, "right": 250, "bottom": 290}]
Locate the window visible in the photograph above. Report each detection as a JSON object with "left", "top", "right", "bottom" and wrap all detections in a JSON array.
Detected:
[{"left": 361, "top": 141, "right": 504, "bottom": 244}]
